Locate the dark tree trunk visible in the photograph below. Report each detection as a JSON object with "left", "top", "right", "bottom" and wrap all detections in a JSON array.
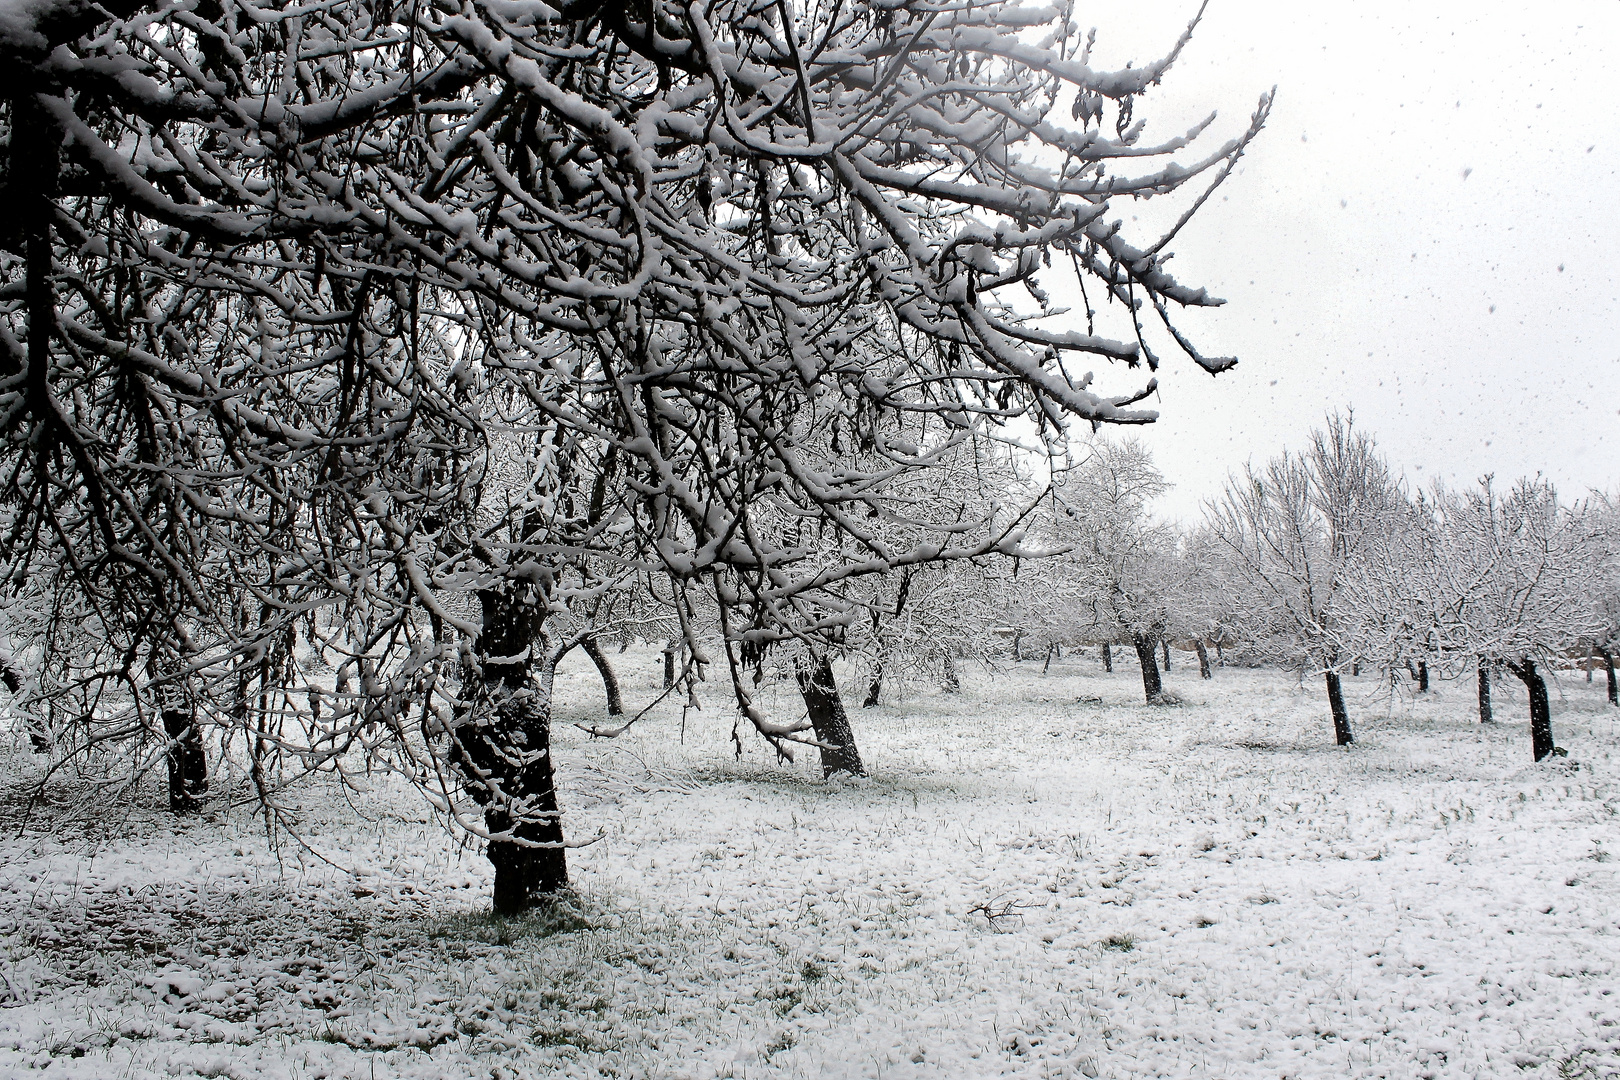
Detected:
[
  {"left": 1599, "top": 647, "right": 1618, "bottom": 707},
  {"left": 1042, "top": 642, "right": 1056, "bottom": 673},
  {"left": 581, "top": 636, "right": 623, "bottom": 716},
  {"left": 455, "top": 588, "right": 567, "bottom": 914},
  {"left": 1477, "top": 660, "right": 1493, "bottom": 723},
  {"left": 942, "top": 653, "right": 961, "bottom": 694},
  {"left": 1326, "top": 670, "right": 1353, "bottom": 745},
  {"left": 163, "top": 706, "right": 208, "bottom": 813},
  {"left": 0, "top": 658, "right": 47, "bottom": 753},
  {"left": 1351, "top": 661, "right": 1360, "bottom": 676},
  {"left": 1160, "top": 639, "right": 1171, "bottom": 671},
  {"left": 795, "top": 654, "right": 863, "bottom": 777},
  {"left": 1417, "top": 660, "right": 1429, "bottom": 693},
  {"left": 1216, "top": 642, "right": 1225, "bottom": 667},
  {"left": 1506, "top": 658, "right": 1555, "bottom": 762},
  {"left": 662, "top": 642, "right": 676, "bottom": 689},
  {"left": 1195, "top": 641, "right": 1212, "bottom": 680},
  {"left": 1101, "top": 643, "right": 1113, "bottom": 673},
  {"left": 862, "top": 653, "right": 884, "bottom": 709},
  {"left": 1133, "top": 633, "right": 1163, "bottom": 703}
]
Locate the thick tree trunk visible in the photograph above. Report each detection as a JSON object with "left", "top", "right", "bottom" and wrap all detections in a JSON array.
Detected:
[
  {"left": 163, "top": 706, "right": 208, "bottom": 813},
  {"left": 942, "top": 653, "right": 960, "bottom": 694},
  {"left": 1326, "top": 670, "right": 1353, "bottom": 745},
  {"left": 1195, "top": 641, "right": 1212, "bottom": 680},
  {"left": 1133, "top": 633, "right": 1163, "bottom": 704},
  {"left": 1477, "top": 660, "right": 1493, "bottom": 723},
  {"left": 795, "top": 654, "right": 863, "bottom": 777},
  {"left": 1506, "top": 658, "right": 1556, "bottom": 762},
  {"left": 1101, "top": 643, "right": 1113, "bottom": 673},
  {"left": 1599, "top": 647, "right": 1618, "bottom": 707},
  {"left": 1160, "top": 639, "right": 1171, "bottom": 671},
  {"left": 581, "top": 635, "right": 623, "bottom": 716},
  {"left": 455, "top": 589, "right": 567, "bottom": 914}
]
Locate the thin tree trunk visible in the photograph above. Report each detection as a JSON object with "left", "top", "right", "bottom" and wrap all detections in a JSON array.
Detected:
[
  {"left": 1417, "top": 660, "right": 1429, "bottom": 693},
  {"left": 662, "top": 642, "right": 676, "bottom": 689},
  {"left": 1012, "top": 630, "right": 1024, "bottom": 662},
  {"left": 455, "top": 588, "right": 567, "bottom": 914},
  {"left": 1506, "top": 658, "right": 1556, "bottom": 762},
  {"left": 862, "top": 653, "right": 884, "bottom": 709},
  {"left": 1043, "top": 642, "right": 1056, "bottom": 673},
  {"left": 1133, "top": 633, "right": 1162, "bottom": 704},
  {"left": 942, "top": 653, "right": 960, "bottom": 694},
  {"left": 1477, "top": 659, "right": 1493, "bottom": 723},
  {"left": 1216, "top": 641, "right": 1225, "bottom": 667},
  {"left": 1195, "top": 641, "right": 1212, "bottom": 680},
  {"left": 1599, "top": 647, "right": 1618, "bottom": 707},
  {"left": 163, "top": 705, "right": 208, "bottom": 813},
  {"left": 581, "top": 635, "right": 623, "bottom": 716},
  {"left": 1101, "top": 643, "right": 1113, "bottom": 673},
  {"left": 1160, "top": 638, "right": 1171, "bottom": 671},
  {"left": 795, "top": 654, "right": 863, "bottom": 777},
  {"left": 1326, "top": 670, "right": 1353, "bottom": 745}
]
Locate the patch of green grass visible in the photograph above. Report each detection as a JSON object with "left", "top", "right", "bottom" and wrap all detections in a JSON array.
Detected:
[{"left": 1101, "top": 933, "right": 1135, "bottom": 952}]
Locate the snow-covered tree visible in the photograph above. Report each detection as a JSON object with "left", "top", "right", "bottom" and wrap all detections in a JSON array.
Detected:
[
  {"left": 1207, "top": 415, "right": 1403, "bottom": 745},
  {"left": 1, "top": 0, "right": 1268, "bottom": 910}
]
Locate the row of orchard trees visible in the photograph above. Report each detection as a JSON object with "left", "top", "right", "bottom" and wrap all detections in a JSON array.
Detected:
[
  {"left": 0, "top": 0, "right": 1269, "bottom": 912},
  {"left": 974, "top": 417, "right": 1618, "bottom": 760}
]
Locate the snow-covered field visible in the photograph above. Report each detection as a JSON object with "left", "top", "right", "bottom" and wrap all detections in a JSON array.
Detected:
[{"left": 2, "top": 649, "right": 1617, "bottom": 1080}]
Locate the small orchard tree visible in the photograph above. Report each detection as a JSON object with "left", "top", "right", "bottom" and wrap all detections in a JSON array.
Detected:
[{"left": 1208, "top": 415, "right": 1403, "bottom": 745}]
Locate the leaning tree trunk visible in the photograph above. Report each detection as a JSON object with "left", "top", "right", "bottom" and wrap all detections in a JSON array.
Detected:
[
  {"left": 580, "top": 635, "right": 623, "bottom": 716},
  {"left": 1599, "top": 647, "right": 1618, "bottom": 707},
  {"left": 1101, "top": 643, "right": 1113, "bottom": 673},
  {"left": 455, "top": 588, "right": 568, "bottom": 914},
  {"left": 1506, "top": 658, "right": 1556, "bottom": 762},
  {"left": 1132, "top": 633, "right": 1163, "bottom": 704},
  {"left": 1477, "top": 659, "right": 1493, "bottom": 723},
  {"left": 1325, "top": 670, "right": 1353, "bottom": 745},
  {"left": 862, "top": 650, "right": 885, "bottom": 709},
  {"left": 795, "top": 654, "right": 864, "bottom": 777},
  {"left": 1043, "top": 642, "right": 1057, "bottom": 673},
  {"left": 1195, "top": 641, "right": 1212, "bottom": 680}
]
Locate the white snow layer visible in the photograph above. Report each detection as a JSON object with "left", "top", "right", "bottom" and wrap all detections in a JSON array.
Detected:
[{"left": 0, "top": 649, "right": 1616, "bottom": 1079}]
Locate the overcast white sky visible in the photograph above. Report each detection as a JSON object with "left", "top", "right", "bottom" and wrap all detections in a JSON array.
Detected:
[{"left": 1067, "top": 1, "right": 1620, "bottom": 521}]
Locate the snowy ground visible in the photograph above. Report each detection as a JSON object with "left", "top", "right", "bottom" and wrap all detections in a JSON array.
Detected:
[{"left": 1, "top": 649, "right": 1617, "bottom": 1080}]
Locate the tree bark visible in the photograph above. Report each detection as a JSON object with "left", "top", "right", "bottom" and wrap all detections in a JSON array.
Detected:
[
  {"left": 1160, "top": 638, "right": 1171, "bottom": 671},
  {"left": 1194, "top": 641, "right": 1212, "bottom": 680},
  {"left": 1325, "top": 670, "right": 1353, "bottom": 745},
  {"left": 1133, "top": 633, "right": 1163, "bottom": 704},
  {"left": 1012, "top": 630, "right": 1024, "bottom": 662},
  {"left": 581, "top": 635, "right": 623, "bottom": 716},
  {"left": 1506, "top": 658, "right": 1555, "bottom": 762},
  {"left": 1101, "top": 643, "right": 1113, "bottom": 673},
  {"left": 795, "top": 654, "right": 863, "bottom": 777},
  {"left": 662, "top": 642, "right": 676, "bottom": 689},
  {"left": 1042, "top": 642, "right": 1056, "bottom": 673},
  {"left": 1216, "top": 642, "right": 1224, "bottom": 667},
  {"left": 1417, "top": 660, "right": 1429, "bottom": 693},
  {"left": 862, "top": 652, "right": 884, "bottom": 709},
  {"left": 163, "top": 705, "right": 208, "bottom": 813},
  {"left": 1599, "top": 647, "right": 1618, "bottom": 707},
  {"left": 1477, "top": 660, "right": 1492, "bottom": 723},
  {"left": 455, "top": 588, "right": 567, "bottom": 914}
]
